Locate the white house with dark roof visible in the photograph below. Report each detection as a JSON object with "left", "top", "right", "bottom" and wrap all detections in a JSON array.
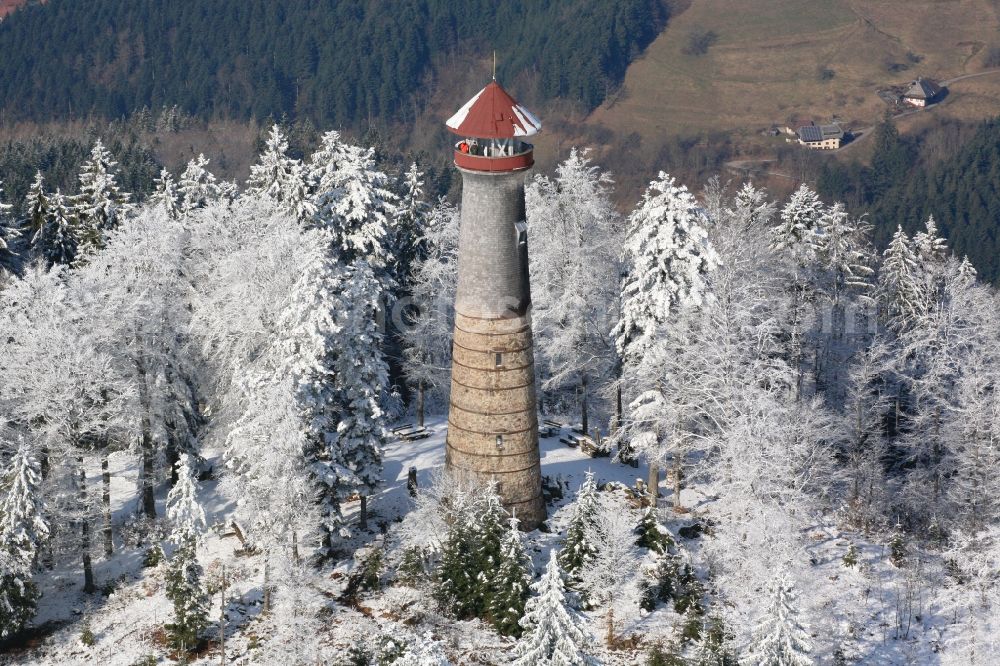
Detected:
[{"left": 903, "top": 78, "right": 943, "bottom": 107}]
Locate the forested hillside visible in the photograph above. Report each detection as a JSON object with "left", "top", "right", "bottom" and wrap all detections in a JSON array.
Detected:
[
  {"left": 818, "top": 116, "right": 1000, "bottom": 284},
  {"left": 0, "top": 0, "right": 666, "bottom": 126}
]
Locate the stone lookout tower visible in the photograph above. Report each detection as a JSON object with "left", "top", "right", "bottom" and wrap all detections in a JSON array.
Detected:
[{"left": 443, "top": 79, "right": 546, "bottom": 529}]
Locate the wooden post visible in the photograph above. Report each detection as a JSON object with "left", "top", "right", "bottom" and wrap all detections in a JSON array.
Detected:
[
  {"left": 407, "top": 467, "right": 418, "bottom": 498},
  {"left": 102, "top": 456, "right": 113, "bottom": 557},
  {"left": 673, "top": 454, "right": 684, "bottom": 513},
  {"left": 647, "top": 463, "right": 660, "bottom": 508},
  {"left": 78, "top": 459, "right": 95, "bottom": 594},
  {"left": 417, "top": 379, "right": 425, "bottom": 428},
  {"left": 219, "top": 565, "right": 226, "bottom": 666},
  {"left": 359, "top": 496, "right": 368, "bottom": 531},
  {"left": 580, "top": 374, "right": 588, "bottom": 436},
  {"left": 262, "top": 557, "right": 271, "bottom": 613}
]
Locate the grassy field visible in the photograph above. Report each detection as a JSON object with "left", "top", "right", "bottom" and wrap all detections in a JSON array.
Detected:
[{"left": 584, "top": 0, "right": 1000, "bottom": 148}]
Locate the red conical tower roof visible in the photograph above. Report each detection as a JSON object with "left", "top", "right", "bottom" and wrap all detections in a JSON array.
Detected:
[{"left": 446, "top": 81, "right": 541, "bottom": 139}]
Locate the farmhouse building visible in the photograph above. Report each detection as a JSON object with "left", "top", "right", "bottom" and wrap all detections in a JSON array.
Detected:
[
  {"left": 796, "top": 123, "right": 845, "bottom": 150},
  {"left": 903, "top": 78, "right": 943, "bottom": 107}
]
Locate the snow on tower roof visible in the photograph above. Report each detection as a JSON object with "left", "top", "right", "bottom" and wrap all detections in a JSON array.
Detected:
[{"left": 446, "top": 81, "right": 541, "bottom": 138}]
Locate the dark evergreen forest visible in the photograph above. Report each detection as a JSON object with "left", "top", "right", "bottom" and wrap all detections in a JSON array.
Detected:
[
  {"left": 0, "top": 0, "right": 667, "bottom": 127},
  {"left": 818, "top": 116, "right": 1000, "bottom": 285}
]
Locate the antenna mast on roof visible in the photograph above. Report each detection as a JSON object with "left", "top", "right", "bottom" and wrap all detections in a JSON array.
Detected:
[{"left": 493, "top": 51, "right": 496, "bottom": 80}]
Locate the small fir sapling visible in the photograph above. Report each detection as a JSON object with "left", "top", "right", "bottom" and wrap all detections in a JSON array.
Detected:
[
  {"left": 842, "top": 543, "right": 859, "bottom": 569},
  {"left": 511, "top": 550, "right": 600, "bottom": 666},
  {"left": 559, "top": 470, "right": 600, "bottom": 578},
  {"left": 164, "top": 455, "right": 209, "bottom": 652},
  {"left": 740, "top": 575, "right": 813, "bottom": 666},
  {"left": 487, "top": 513, "right": 532, "bottom": 637}
]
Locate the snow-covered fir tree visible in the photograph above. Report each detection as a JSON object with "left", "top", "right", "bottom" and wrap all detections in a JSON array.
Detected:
[
  {"left": 312, "top": 142, "right": 398, "bottom": 288},
  {"left": 0, "top": 179, "right": 20, "bottom": 280},
  {"left": 247, "top": 124, "right": 315, "bottom": 222},
  {"left": 770, "top": 184, "right": 824, "bottom": 265},
  {"left": 487, "top": 512, "right": 532, "bottom": 637},
  {"left": 164, "top": 537, "right": 209, "bottom": 652},
  {"left": 327, "top": 259, "right": 389, "bottom": 538},
  {"left": 472, "top": 485, "right": 507, "bottom": 616},
  {"left": 36, "top": 190, "right": 77, "bottom": 266},
  {"left": 614, "top": 171, "right": 719, "bottom": 361},
  {"left": 512, "top": 549, "right": 600, "bottom": 666},
  {"left": 393, "top": 161, "right": 431, "bottom": 288},
  {"left": 164, "top": 452, "right": 209, "bottom": 653},
  {"left": 560, "top": 470, "right": 600, "bottom": 578},
  {"left": 879, "top": 225, "right": 926, "bottom": 332},
  {"left": 72, "top": 139, "right": 132, "bottom": 258},
  {"left": 22, "top": 172, "right": 49, "bottom": 249},
  {"left": 24, "top": 175, "right": 75, "bottom": 267},
  {"left": 0, "top": 439, "right": 49, "bottom": 640},
  {"left": 150, "top": 168, "right": 181, "bottom": 218},
  {"left": 178, "top": 154, "right": 223, "bottom": 213},
  {"left": 166, "top": 454, "right": 206, "bottom": 547},
  {"left": 740, "top": 575, "right": 813, "bottom": 666}
]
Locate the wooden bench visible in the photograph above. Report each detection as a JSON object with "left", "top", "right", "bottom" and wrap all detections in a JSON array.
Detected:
[
  {"left": 560, "top": 433, "right": 581, "bottom": 448},
  {"left": 397, "top": 426, "right": 430, "bottom": 441},
  {"left": 579, "top": 436, "right": 610, "bottom": 458},
  {"left": 391, "top": 423, "right": 415, "bottom": 434},
  {"left": 543, "top": 419, "right": 562, "bottom": 430}
]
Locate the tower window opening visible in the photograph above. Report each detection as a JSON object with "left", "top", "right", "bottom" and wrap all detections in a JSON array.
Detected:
[
  {"left": 515, "top": 221, "right": 528, "bottom": 246},
  {"left": 495, "top": 352, "right": 503, "bottom": 367},
  {"left": 496, "top": 435, "right": 504, "bottom": 450}
]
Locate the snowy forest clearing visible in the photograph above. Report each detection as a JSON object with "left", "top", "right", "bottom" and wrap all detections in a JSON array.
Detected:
[{"left": 4, "top": 416, "right": 994, "bottom": 665}]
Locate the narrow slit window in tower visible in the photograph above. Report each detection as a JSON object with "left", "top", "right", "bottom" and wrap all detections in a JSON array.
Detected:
[
  {"left": 495, "top": 352, "right": 503, "bottom": 367},
  {"left": 515, "top": 221, "right": 528, "bottom": 246},
  {"left": 496, "top": 434, "right": 504, "bottom": 450}
]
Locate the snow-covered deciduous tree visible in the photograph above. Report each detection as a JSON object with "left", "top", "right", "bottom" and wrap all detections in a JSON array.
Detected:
[
  {"left": 394, "top": 632, "right": 453, "bottom": 666},
  {"left": 614, "top": 172, "right": 719, "bottom": 361},
  {"left": 512, "top": 549, "right": 600, "bottom": 666},
  {"left": 527, "top": 148, "right": 622, "bottom": 430},
  {"left": 575, "top": 492, "right": 647, "bottom": 622},
  {"left": 150, "top": 168, "right": 181, "bottom": 219},
  {"left": 403, "top": 201, "right": 460, "bottom": 422},
  {"left": 71, "top": 206, "right": 199, "bottom": 518},
  {"left": 740, "top": 575, "right": 813, "bottom": 666},
  {"left": 72, "top": 139, "right": 132, "bottom": 258},
  {"left": 259, "top": 560, "right": 330, "bottom": 666},
  {"left": 166, "top": 454, "right": 206, "bottom": 547},
  {"left": 178, "top": 154, "right": 224, "bottom": 213}
]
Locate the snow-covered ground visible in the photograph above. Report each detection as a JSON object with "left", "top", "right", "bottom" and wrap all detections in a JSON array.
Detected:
[{"left": 5, "top": 415, "right": 994, "bottom": 665}]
